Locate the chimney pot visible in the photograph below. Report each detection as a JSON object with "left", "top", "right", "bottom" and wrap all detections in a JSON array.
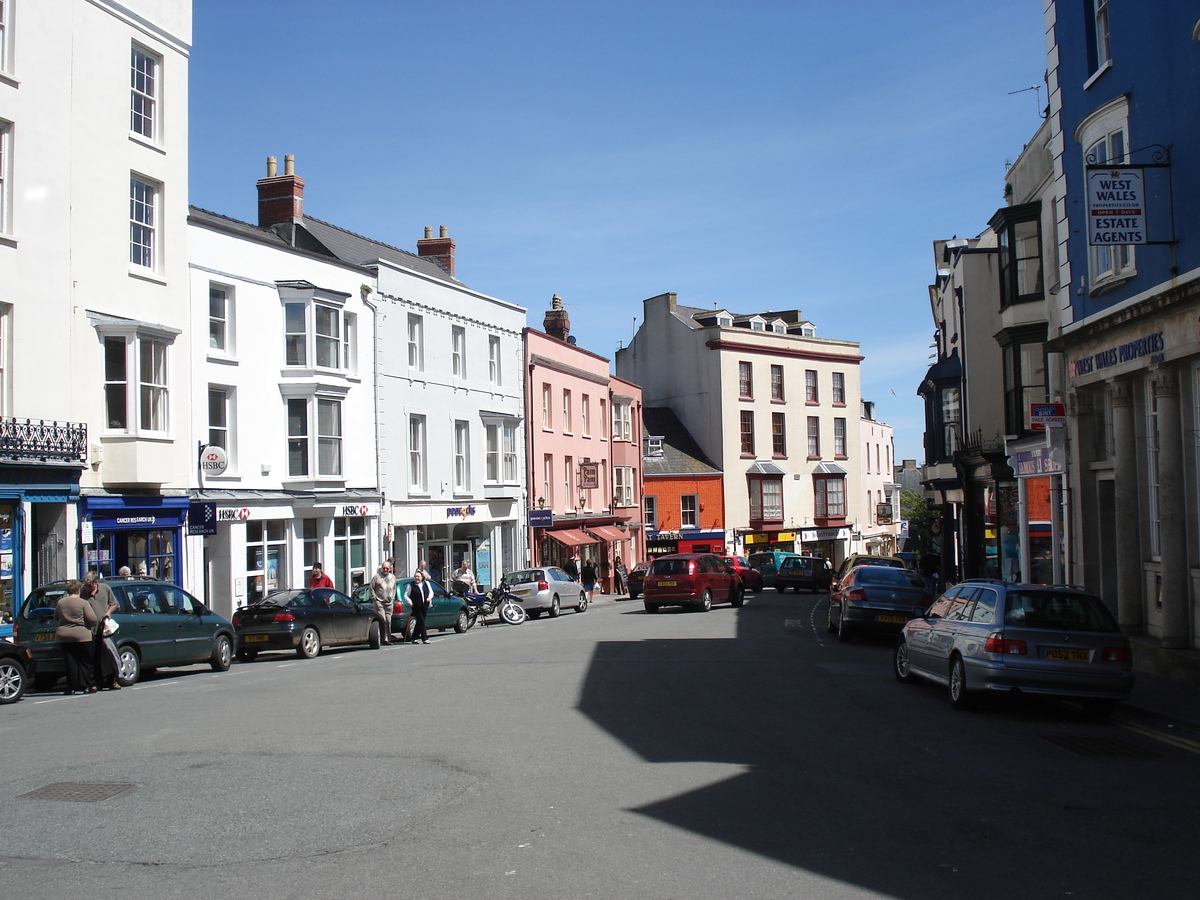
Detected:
[
  {"left": 416, "top": 225, "right": 457, "bottom": 277},
  {"left": 424, "top": 226, "right": 433, "bottom": 239},
  {"left": 439, "top": 225, "right": 448, "bottom": 238},
  {"left": 284, "top": 154, "right": 295, "bottom": 176},
  {"left": 266, "top": 156, "right": 277, "bottom": 177},
  {"left": 256, "top": 154, "right": 305, "bottom": 228},
  {"left": 543, "top": 295, "right": 571, "bottom": 342}
]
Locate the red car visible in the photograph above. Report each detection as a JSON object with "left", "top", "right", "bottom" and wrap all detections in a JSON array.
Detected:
[
  {"left": 643, "top": 553, "right": 744, "bottom": 613},
  {"left": 722, "top": 556, "right": 764, "bottom": 593}
]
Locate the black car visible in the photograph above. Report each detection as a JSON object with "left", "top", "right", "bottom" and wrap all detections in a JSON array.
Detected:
[
  {"left": 0, "top": 637, "right": 35, "bottom": 704},
  {"left": 626, "top": 562, "right": 649, "bottom": 599},
  {"left": 827, "top": 565, "right": 933, "bottom": 642},
  {"left": 233, "top": 587, "right": 387, "bottom": 660},
  {"left": 775, "top": 556, "right": 834, "bottom": 593}
]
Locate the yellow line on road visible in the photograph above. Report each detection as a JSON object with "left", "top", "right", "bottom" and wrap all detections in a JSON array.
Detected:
[{"left": 1114, "top": 716, "right": 1200, "bottom": 755}]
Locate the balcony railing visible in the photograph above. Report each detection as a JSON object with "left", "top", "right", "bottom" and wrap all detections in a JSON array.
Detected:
[{"left": 0, "top": 418, "right": 88, "bottom": 463}]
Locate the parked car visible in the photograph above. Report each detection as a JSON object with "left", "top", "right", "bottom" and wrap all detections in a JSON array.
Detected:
[
  {"left": 826, "top": 565, "right": 933, "bottom": 642},
  {"left": 233, "top": 587, "right": 386, "bottom": 660},
  {"left": 0, "top": 637, "right": 35, "bottom": 704},
  {"left": 832, "top": 554, "right": 910, "bottom": 590},
  {"left": 775, "top": 556, "right": 834, "bottom": 593},
  {"left": 722, "top": 557, "right": 764, "bottom": 593},
  {"left": 643, "top": 553, "right": 743, "bottom": 613},
  {"left": 15, "top": 578, "right": 236, "bottom": 688},
  {"left": 505, "top": 567, "right": 587, "bottom": 617},
  {"left": 746, "top": 551, "right": 801, "bottom": 587},
  {"left": 353, "top": 577, "right": 476, "bottom": 641},
  {"left": 894, "top": 580, "right": 1135, "bottom": 714},
  {"left": 626, "top": 562, "right": 650, "bottom": 599}
]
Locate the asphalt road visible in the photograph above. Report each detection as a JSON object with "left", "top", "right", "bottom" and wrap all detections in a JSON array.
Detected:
[{"left": 2, "top": 588, "right": 1199, "bottom": 899}]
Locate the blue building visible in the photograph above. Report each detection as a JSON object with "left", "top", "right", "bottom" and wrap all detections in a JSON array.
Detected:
[{"left": 1047, "top": 3, "right": 1200, "bottom": 659}]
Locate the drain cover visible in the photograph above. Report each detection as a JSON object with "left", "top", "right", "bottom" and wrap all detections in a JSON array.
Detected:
[
  {"left": 20, "top": 782, "right": 137, "bottom": 802},
  {"left": 1041, "top": 735, "right": 1159, "bottom": 758}
]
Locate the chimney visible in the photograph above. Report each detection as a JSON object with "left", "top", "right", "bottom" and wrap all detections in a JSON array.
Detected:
[
  {"left": 543, "top": 294, "right": 571, "bottom": 342},
  {"left": 256, "top": 154, "right": 305, "bottom": 228},
  {"left": 417, "top": 225, "right": 456, "bottom": 277}
]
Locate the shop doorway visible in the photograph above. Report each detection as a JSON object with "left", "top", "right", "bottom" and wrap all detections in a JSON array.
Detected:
[{"left": 33, "top": 503, "right": 67, "bottom": 584}]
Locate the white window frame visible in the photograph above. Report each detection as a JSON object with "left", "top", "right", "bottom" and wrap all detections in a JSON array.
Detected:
[
  {"left": 0, "top": 2, "right": 11, "bottom": 75},
  {"left": 644, "top": 495, "right": 658, "bottom": 531},
  {"left": 563, "top": 389, "right": 572, "bottom": 433},
  {"left": 681, "top": 494, "right": 699, "bottom": 529},
  {"left": 454, "top": 420, "right": 470, "bottom": 492},
  {"left": 130, "top": 44, "right": 160, "bottom": 142},
  {"left": 281, "top": 290, "right": 355, "bottom": 374},
  {"left": 581, "top": 394, "right": 591, "bottom": 436},
  {"left": 207, "top": 385, "right": 235, "bottom": 468},
  {"left": 209, "top": 283, "right": 233, "bottom": 354},
  {"left": 0, "top": 120, "right": 10, "bottom": 236},
  {"left": 613, "top": 400, "right": 632, "bottom": 442},
  {"left": 95, "top": 317, "right": 179, "bottom": 436},
  {"left": 1077, "top": 97, "right": 1134, "bottom": 291},
  {"left": 489, "top": 335, "right": 501, "bottom": 385},
  {"left": 614, "top": 466, "right": 634, "bottom": 508},
  {"left": 542, "top": 454, "right": 553, "bottom": 508},
  {"left": 129, "top": 175, "right": 159, "bottom": 270},
  {"left": 285, "top": 394, "right": 343, "bottom": 479},
  {"left": 409, "top": 414, "right": 427, "bottom": 492},
  {"left": 485, "top": 423, "right": 500, "bottom": 482},
  {"left": 542, "top": 383, "right": 552, "bottom": 430},
  {"left": 452, "top": 326, "right": 466, "bottom": 379},
  {"left": 564, "top": 456, "right": 574, "bottom": 507},
  {"left": 1093, "top": 0, "right": 1111, "bottom": 72},
  {"left": 407, "top": 314, "right": 424, "bottom": 371}
]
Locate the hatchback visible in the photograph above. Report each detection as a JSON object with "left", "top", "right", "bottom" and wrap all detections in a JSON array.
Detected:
[
  {"left": 746, "top": 551, "right": 800, "bottom": 587},
  {"left": 826, "top": 565, "right": 933, "bottom": 642},
  {"left": 722, "top": 557, "right": 764, "bottom": 593},
  {"left": 894, "top": 580, "right": 1135, "bottom": 714},
  {"left": 775, "top": 556, "right": 834, "bottom": 593},
  {"left": 625, "top": 562, "right": 650, "bottom": 599},
  {"left": 642, "top": 553, "right": 743, "bottom": 613},
  {"left": 16, "top": 578, "right": 236, "bottom": 688},
  {"left": 352, "top": 578, "right": 477, "bottom": 641},
  {"left": 832, "top": 554, "right": 910, "bottom": 591},
  {"left": 505, "top": 567, "right": 588, "bottom": 618},
  {"left": 234, "top": 587, "right": 388, "bottom": 659},
  {"left": 0, "top": 637, "right": 35, "bottom": 704}
]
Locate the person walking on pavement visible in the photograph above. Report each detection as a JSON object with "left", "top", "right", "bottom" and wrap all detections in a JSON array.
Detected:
[
  {"left": 82, "top": 572, "right": 121, "bottom": 691},
  {"left": 580, "top": 557, "right": 597, "bottom": 602},
  {"left": 407, "top": 569, "right": 434, "bottom": 644},
  {"left": 562, "top": 551, "right": 580, "bottom": 582},
  {"left": 308, "top": 562, "right": 335, "bottom": 589},
  {"left": 369, "top": 561, "right": 397, "bottom": 644},
  {"left": 55, "top": 580, "right": 97, "bottom": 695}
]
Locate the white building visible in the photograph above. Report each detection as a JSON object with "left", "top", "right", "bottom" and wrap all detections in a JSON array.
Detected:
[
  {"left": 0, "top": 1, "right": 193, "bottom": 622},
  {"left": 858, "top": 400, "right": 901, "bottom": 556},
  {"left": 186, "top": 158, "right": 382, "bottom": 617},
  {"left": 615, "top": 293, "right": 871, "bottom": 566}
]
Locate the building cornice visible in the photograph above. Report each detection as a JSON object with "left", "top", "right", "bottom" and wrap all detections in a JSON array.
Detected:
[{"left": 705, "top": 339, "right": 864, "bottom": 364}]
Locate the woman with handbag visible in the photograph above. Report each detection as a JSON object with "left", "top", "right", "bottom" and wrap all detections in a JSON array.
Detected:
[
  {"left": 55, "top": 580, "right": 98, "bottom": 695},
  {"left": 83, "top": 572, "right": 122, "bottom": 691}
]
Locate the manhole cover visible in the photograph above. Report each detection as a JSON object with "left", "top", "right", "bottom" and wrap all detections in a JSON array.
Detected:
[
  {"left": 20, "top": 782, "right": 137, "bottom": 802},
  {"left": 1040, "top": 735, "right": 1159, "bottom": 758}
]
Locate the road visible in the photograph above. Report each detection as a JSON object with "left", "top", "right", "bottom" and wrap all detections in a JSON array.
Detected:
[{"left": 1, "top": 588, "right": 1199, "bottom": 899}]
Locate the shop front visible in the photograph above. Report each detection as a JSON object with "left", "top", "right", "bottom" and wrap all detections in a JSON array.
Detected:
[
  {"left": 646, "top": 529, "right": 727, "bottom": 557},
  {"left": 798, "top": 527, "right": 852, "bottom": 566},
  {"left": 395, "top": 500, "right": 520, "bottom": 590},
  {"left": 80, "top": 494, "right": 189, "bottom": 584},
  {"left": 742, "top": 530, "right": 797, "bottom": 555}
]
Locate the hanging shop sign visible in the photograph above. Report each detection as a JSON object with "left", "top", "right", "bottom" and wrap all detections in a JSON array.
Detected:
[
  {"left": 528, "top": 509, "right": 554, "bottom": 528},
  {"left": 1086, "top": 167, "right": 1146, "bottom": 245},
  {"left": 578, "top": 462, "right": 599, "bottom": 490}
]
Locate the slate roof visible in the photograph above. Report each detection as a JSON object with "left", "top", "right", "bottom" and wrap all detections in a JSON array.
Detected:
[{"left": 642, "top": 407, "right": 722, "bottom": 477}]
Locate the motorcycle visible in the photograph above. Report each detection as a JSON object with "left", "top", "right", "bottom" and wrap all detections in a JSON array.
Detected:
[{"left": 451, "top": 577, "right": 527, "bottom": 626}]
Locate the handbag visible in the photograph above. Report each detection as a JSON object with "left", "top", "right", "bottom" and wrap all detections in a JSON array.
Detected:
[{"left": 103, "top": 617, "right": 119, "bottom": 636}]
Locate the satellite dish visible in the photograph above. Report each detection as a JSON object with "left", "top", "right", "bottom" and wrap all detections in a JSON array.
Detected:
[{"left": 567, "top": 335, "right": 577, "bottom": 345}]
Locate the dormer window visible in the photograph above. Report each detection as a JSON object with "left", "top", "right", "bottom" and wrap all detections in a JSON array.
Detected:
[
  {"left": 717, "top": 314, "right": 733, "bottom": 327},
  {"left": 644, "top": 436, "right": 664, "bottom": 457}
]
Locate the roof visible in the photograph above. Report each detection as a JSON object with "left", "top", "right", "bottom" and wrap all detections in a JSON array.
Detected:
[{"left": 642, "top": 407, "right": 721, "bottom": 477}]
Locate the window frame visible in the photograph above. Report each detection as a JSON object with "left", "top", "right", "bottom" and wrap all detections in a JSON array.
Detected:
[
  {"left": 832, "top": 371, "right": 846, "bottom": 406},
  {"left": 407, "top": 314, "right": 424, "bottom": 371},
  {"left": 452, "top": 326, "right": 466, "bottom": 379},
  {"left": 95, "top": 318, "right": 180, "bottom": 437},
  {"left": 771, "top": 411, "right": 786, "bottom": 458},
  {"left": 454, "top": 420, "right": 470, "bottom": 492},
  {"left": 0, "top": 120, "right": 10, "bottom": 236},
  {"left": 738, "top": 361, "right": 753, "bottom": 399},
  {"left": 997, "top": 324, "right": 1048, "bottom": 435},
  {"left": 614, "top": 466, "right": 634, "bottom": 507},
  {"left": 770, "top": 364, "right": 784, "bottom": 402},
  {"left": 408, "top": 413, "right": 428, "bottom": 492},
  {"left": 805, "top": 370, "right": 819, "bottom": 404},
  {"left": 129, "top": 175, "right": 159, "bottom": 271},
  {"left": 130, "top": 43, "right": 161, "bottom": 142},
  {"left": 680, "top": 494, "right": 699, "bottom": 529},
  {"left": 834, "top": 417, "right": 847, "bottom": 458},
  {"left": 813, "top": 475, "right": 846, "bottom": 518},
  {"left": 208, "top": 385, "right": 234, "bottom": 469},
  {"left": 644, "top": 495, "right": 658, "bottom": 531},
  {"left": 281, "top": 292, "right": 355, "bottom": 374},
  {"left": 748, "top": 476, "right": 783, "bottom": 522},
  {"left": 740, "top": 410, "right": 755, "bottom": 457},
  {"left": 807, "top": 416, "right": 821, "bottom": 459},
  {"left": 991, "top": 202, "right": 1044, "bottom": 308},
  {"left": 488, "top": 335, "right": 501, "bottom": 385}
]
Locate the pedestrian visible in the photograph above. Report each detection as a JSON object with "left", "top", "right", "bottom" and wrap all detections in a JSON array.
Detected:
[
  {"left": 580, "top": 557, "right": 597, "bottom": 601},
  {"left": 55, "top": 580, "right": 97, "bottom": 695},
  {"left": 451, "top": 559, "right": 477, "bottom": 593},
  {"left": 613, "top": 554, "right": 625, "bottom": 593},
  {"left": 407, "top": 569, "right": 433, "bottom": 644},
  {"left": 919, "top": 550, "right": 939, "bottom": 596},
  {"left": 562, "top": 551, "right": 580, "bottom": 582},
  {"left": 417, "top": 558, "right": 431, "bottom": 582},
  {"left": 118, "top": 565, "right": 132, "bottom": 576},
  {"left": 308, "top": 561, "right": 335, "bottom": 589},
  {"left": 368, "top": 560, "right": 397, "bottom": 645},
  {"left": 82, "top": 571, "right": 121, "bottom": 692}
]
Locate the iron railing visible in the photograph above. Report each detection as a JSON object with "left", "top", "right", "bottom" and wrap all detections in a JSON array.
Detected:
[{"left": 0, "top": 417, "right": 88, "bottom": 463}]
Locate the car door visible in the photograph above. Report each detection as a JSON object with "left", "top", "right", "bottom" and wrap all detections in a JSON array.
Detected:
[
  {"left": 423, "top": 580, "right": 457, "bottom": 630},
  {"left": 324, "top": 590, "right": 367, "bottom": 643},
  {"left": 159, "top": 586, "right": 216, "bottom": 664},
  {"left": 905, "top": 589, "right": 961, "bottom": 672},
  {"left": 123, "top": 584, "right": 176, "bottom": 667},
  {"left": 957, "top": 587, "right": 999, "bottom": 663},
  {"left": 302, "top": 589, "right": 342, "bottom": 641},
  {"left": 929, "top": 587, "right": 978, "bottom": 669}
]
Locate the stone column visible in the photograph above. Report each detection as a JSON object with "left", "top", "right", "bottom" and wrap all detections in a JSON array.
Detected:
[
  {"left": 1154, "top": 370, "right": 1190, "bottom": 648},
  {"left": 1110, "top": 381, "right": 1142, "bottom": 633}
]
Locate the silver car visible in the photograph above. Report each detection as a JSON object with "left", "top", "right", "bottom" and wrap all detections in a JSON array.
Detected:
[
  {"left": 505, "top": 567, "right": 588, "bottom": 618},
  {"left": 894, "top": 580, "right": 1135, "bottom": 715}
]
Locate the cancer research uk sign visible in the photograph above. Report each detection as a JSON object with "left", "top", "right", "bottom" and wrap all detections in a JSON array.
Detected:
[{"left": 1087, "top": 168, "right": 1146, "bottom": 246}]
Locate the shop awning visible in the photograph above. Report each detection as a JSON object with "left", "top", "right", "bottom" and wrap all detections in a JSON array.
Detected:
[
  {"left": 546, "top": 528, "right": 599, "bottom": 547},
  {"left": 586, "top": 525, "right": 629, "bottom": 542}
]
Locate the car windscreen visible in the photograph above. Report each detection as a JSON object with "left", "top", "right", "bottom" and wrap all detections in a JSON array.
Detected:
[
  {"left": 780, "top": 559, "right": 812, "bottom": 573},
  {"left": 650, "top": 558, "right": 690, "bottom": 576},
  {"left": 1003, "top": 590, "right": 1120, "bottom": 632},
  {"left": 853, "top": 568, "right": 923, "bottom": 588}
]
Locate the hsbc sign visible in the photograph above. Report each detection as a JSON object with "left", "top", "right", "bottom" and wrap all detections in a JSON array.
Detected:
[{"left": 218, "top": 507, "right": 252, "bottom": 521}]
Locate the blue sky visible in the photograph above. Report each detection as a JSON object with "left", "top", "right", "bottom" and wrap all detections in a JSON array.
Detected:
[{"left": 189, "top": 1, "right": 1048, "bottom": 461}]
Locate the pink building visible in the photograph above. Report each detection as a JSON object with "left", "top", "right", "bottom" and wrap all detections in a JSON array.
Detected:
[{"left": 525, "top": 297, "right": 645, "bottom": 592}]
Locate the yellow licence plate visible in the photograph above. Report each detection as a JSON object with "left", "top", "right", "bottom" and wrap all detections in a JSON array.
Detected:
[
  {"left": 243, "top": 634, "right": 270, "bottom": 642},
  {"left": 658, "top": 580, "right": 678, "bottom": 587},
  {"left": 35, "top": 633, "right": 56, "bottom": 642},
  {"left": 1043, "top": 647, "right": 1089, "bottom": 662},
  {"left": 877, "top": 614, "right": 909, "bottom": 623}
]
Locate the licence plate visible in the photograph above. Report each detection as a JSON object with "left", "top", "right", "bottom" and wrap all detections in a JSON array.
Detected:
[
  {"left": 658, "top": 580, "right": 678, "bottom": 587},
  {"left": 35, "top": 633, "right": 56, "bottom": 642},
  {"left": 1043, "top": 647, "right": 1089, "bottom": 662},
  {"left": 243, "top": 634, "right": 270, "bottom": 643},
  {"left": 877, "top": 614, "right": 909, "bottom": 624},
  {"left": 514, "top": 589, "right": 531, "bottom": 596}
]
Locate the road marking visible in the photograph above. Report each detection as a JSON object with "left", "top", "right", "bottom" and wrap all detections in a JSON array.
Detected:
[{"left": 1113, "top": 716, "right": 1200, "bottom": 755}]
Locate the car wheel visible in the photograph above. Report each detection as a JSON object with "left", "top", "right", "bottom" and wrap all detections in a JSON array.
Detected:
[
  {"left": 368, "top": 621, "right": 382, "bottom": 650},
  {"left": 209, "top": 634, "right": 233, "bottom": 671},
  {"left": 454, "top": 608, "right": 471, "bottom": 633},
  {"left": 837, "top": 611, "right": 853, "bottom": 643},
  {"left": 1081, "top": 698, "right": 1118, "bottom": 717},
  {"left": 548, "top": 594, "right": 561, "bottom": 618},
  {"left": 297, "top": 626, "right": 321, "bottom": 659},
  {"left": 752, "top": 585, "right": 763, "bottom": 593},
  {"left": 730, "top": 585, "right": 744, "bottom": 608},
  {"left": 236, "top": 649, "right": 258, "bottom": 662},
  {"left": 894, "top": 640, "right": 921, "bottom": 684},
  {"left": 630, "top": 589, "right": 640, "bottom": 600},
  {"left": 576, "top": 593, "right": 588, "bottom": 613},
  {"left": 696, "top": 589, "right": 712, "bottom": 612},
  {"left": 0, "top": 657, "right": 27, "bottom": 704},
  {"left": 404, "top": 619, "right": 418, "bottom": 642},
  {"left": 948, "top": 656, "right": 975, "bottom": 710},
  {"left": 116, "top": 644, "right": 141, "bottom": 685},
  {"left": 644, "top": 602, "right": 659, "bottom": 613}
]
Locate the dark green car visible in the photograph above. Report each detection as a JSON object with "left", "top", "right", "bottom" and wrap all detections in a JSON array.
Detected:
[
  {"left": 15, "top": 578, "right": 236, "bottom": 689},
  {"left": 352, "top": 577, "right": 476, "bottom": 641}
]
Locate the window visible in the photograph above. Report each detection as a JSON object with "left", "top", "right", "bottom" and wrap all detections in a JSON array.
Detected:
[
  {"left": 770, "top": 365, "right": 784, "bottom": 401},
  {"left": 130, "top": 45, "right": 160, "bottom": 140},
  {"left": 772, "top": 412, "right": 786, "bottom": 457},
  {"left": 315, "top": 305, "right": 342, "bottom": 368},
  {"left": 503, "top": 424, "right": 518, "bottom": 482},
  {"left": 942, "top": 386, "right": 961, "bottom": 454},
  {"left": 991, "top": 203, "right": 1044, "bottom": 307},
  {"left": 409, "top": 415, "right": 427, "bottom": 491},
  {"left": 129, "top": 176, "right": 158, "bottom": 269},
  {"left": 452, "top": 326, "right": 465, "bottom": 378},
  {"left": 739, "top": 361, "right": 753, "bottom": 399},
  {"left": 407, "top": 314, "right": 424, "bottom": 370},
  {"left": 999, "top": 326, "right": 1047, "bottom": 434},
  {"left": 600, "top": 399, "right": 607, "bottom": 440},
  {"left": 681, "top": 495, "right": 699, "bottom": 529},
  {"left": 807, "top": 416, "right": 821, "bottom": 458},
  {"left": 208, "top": 386, "right": 232, "bottom": 454},
  {"left": 1147, "top": 378, "right": 1161, "bottom": 558},
  {"left": 332, "top": 517, "right": 367, "bottom": 593},
  {"left": 102, "top": 331, "right": 174, "bottom": 434},
  {"left": 0, "top": 121, "right": 10, "bottom": 235},
  {"left": 301, "top": 519, "right": 321, "bottom": 585},
  {"left": 740, "top": 410, "right": 755, "bottom": 456},
  {"left": 805, "top": 370, "right": 819, "bottom": 403},
  {"left": 317, "top": 399, "right": 342, "bottom": 477},
  {"left": 563, "top": 456, "right": 573, "bottom": 506},
  {"left": 283, "top": 298, "right": 355, "bottom": 372},
  {"left": 1090, "top": 0, "right": 1111, "bottom": 74},
  {"left": 287, "top": 397, "right": 342, "bottom": 478},
  {"left": 138, "top": 337, "right": 168, "bottom": 431},
  {"left": 489, "top": 335, "right": 501, "bottom": 385},
  {"left": 613, "top": 400, "right": 632, "bottom": 442},
  {"left": 454, "top": 421, "right": 470, "bottom": 491},
  {"left": 563, "top": 389, "right": 572, "bottom": 433},
  {"left": 614, "top": 466, "right": 634, "bottom": 507},
  {"left": 542, "top": 454, "right": 553, "bottom": 507},
  {"left": 749, "top": 477, "right": 783, "bottom": 521},
  {"left": 482, "top": 421, "right": 518, "bottom": 484},
  {"left": 832, "top": 372, "right": 846, "bottom": 405},
  {"left": 814, "top": 475, "right": 846, "bottom": 517},
  {"left": 0, "top": 1, "right": 10, "bottom": 74},
  {"left": 644, "top": 495, "right": 658, "bottom": 531},
  {"left": 287, "top": 399, "right": 309, "bottom": 477},
  {"left": 582, "top": 394, "right": 591, "bottom": 436},
  {"left": 486, "top": 424, "right": 500, "bottom": 482},
  {"left": 834, "top": 417, "right": 847, "bottom": 457},
  {"left": 542, "top": 383, "right": 552, "bottom": 430},
  {"left": 246, "top": 521, "right": 287, "bottom": 603},
  {"left": 209, "top": 284, "right": 231, "bottom": 352},
  {"left": 1087, "top": 129, "right": 1134, "bottom": 284}
]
